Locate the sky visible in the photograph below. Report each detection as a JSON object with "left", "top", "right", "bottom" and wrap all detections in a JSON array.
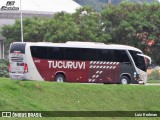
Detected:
[{"left": 0, "top": 0, "right": 81, "bottom": 13}]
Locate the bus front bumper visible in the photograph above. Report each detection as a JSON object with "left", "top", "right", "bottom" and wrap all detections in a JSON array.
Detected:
[{"left": 138, "top": 80, "right": 145, "bottom": 84}]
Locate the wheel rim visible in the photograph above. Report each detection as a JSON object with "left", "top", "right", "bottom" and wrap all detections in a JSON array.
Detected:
[
  {"left": 121, "top": 78, "right": 128, "bottom": 84},
  {"left": 56, "top": 77, "right": 63, "bottom": 82}
]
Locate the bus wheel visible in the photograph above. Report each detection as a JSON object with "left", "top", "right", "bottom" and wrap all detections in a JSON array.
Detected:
[
  {"left": 54, "top": 74, "right": 65, "bottom": 82},
  {"left": 120, "top": 76, "right": 129, "bottom": 84}
]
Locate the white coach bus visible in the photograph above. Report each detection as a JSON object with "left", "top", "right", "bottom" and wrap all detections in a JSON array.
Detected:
[{"left": 9, "top": 41, "right": 151, "bottom": 84}]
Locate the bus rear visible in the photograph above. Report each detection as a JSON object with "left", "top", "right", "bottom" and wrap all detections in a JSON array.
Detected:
[{"left": 9, "top": 42, "right": 28, "bottom": 80}]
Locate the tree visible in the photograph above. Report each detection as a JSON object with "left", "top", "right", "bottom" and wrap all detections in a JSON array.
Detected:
[
  {"left": 23, "top": 17, "right": 48, "bottom": 42},
  {"left": 73, "top": 6, "right": 106, "bottom": 42},
  {"left": 1, "top": 17, "right": 47, "bottom": 44},
  {"left": 44, "top": 12, "right": 80, "bottom": 42},
  {"left": 101, "top": 1, "right": 160, "bottom": 64},
  {"left": 2, "top": 20, "right": 21, "bottom": 44},
  {"left": 1, "top": 2, "right": 160, "bottom": 64}
]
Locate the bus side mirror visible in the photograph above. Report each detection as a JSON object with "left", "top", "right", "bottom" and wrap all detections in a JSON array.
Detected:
[{"left": 145, "top": 58, "right": 151, "bottom": 69}]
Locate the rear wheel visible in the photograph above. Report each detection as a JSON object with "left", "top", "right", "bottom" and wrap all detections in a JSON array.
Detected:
[
  {"left": 54, "top": 74, "right": 65, "bottom": 82},
  {"left": 120, "top": 76, "right": 129, "bottom": 84}
]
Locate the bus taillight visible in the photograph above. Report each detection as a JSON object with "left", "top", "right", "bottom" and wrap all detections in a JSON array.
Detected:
[
  {"left": 24, "top": 63, "right": 28, "bottom": 73},
  {"left": 8, "top": 64, "right": 11, "bottom": 72}
]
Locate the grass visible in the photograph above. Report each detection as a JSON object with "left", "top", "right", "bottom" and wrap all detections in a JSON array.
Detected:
[
  {"left": 147, "top": 80, "right": 160, "bottom": 83},
  {"left": 0, "top": 77, "right": 160, "bottom": 120}
]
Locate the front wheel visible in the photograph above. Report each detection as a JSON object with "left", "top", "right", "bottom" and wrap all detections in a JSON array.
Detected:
[
  {"left": 54, "top": 74, "right": 65, "bottom": 82},
  {"left": 120, "top": 76, "right": 129, "bottom": 84}
]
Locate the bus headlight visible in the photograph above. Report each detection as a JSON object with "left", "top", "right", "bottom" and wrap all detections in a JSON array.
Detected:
[{"left": 134, "top": 72, "right": 136, "bottom": 78}]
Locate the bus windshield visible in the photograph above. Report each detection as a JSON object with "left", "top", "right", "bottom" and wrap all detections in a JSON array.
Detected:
[{"left": 129, "top": 50, "right": 146, "bottom": 72}]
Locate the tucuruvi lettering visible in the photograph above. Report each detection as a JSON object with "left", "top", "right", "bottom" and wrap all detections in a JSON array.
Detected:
[{"left": 48, "top": 61, "right": 86, "bottom": 69}]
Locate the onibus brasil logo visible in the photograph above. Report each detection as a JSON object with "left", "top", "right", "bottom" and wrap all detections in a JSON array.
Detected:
[{"left": 1, "top": 1, "right": 19, "bottom": 11}]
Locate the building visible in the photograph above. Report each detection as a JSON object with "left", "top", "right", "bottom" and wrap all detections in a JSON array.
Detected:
[{"left": 0, "top": 0, "right": 81, "bottom": 59}]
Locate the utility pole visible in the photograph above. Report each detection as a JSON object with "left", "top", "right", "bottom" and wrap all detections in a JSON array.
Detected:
[
  {"left": 108, "top": 0, "right": 111, "bottom": 4},
  {"left": 20, "top": 0, "right": 24, "bottom": 42},
  {"left": 106, "top": 0, "right": 111, "bottom": 4}
]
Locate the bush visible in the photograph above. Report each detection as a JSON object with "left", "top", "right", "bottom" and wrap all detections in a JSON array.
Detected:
[
  {"left": 0, "top": 59, "right": 9, "bottom": 77},
  {"left": 148, "top": 69, "right": 160, "bottom": 81}
]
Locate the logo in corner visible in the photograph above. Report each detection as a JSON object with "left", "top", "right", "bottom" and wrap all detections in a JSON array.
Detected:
[{"left": 1, "top": 1, "right": 19, "bottom": 11}]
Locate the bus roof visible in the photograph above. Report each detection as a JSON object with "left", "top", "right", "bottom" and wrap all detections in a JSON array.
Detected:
[{"left": 13, "top": 41, "right": 142, "bottom": 52}]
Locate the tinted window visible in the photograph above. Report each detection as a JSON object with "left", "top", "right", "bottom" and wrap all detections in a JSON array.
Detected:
[
  {"left": 30, "top": 46, "right": 47, "bottom": 59},
  {"left": 48, "top": 47, "right": 65, "bottom": 60},
  {"left": 30, "top": 46, "right": 130, "bottom": 63},
  {"left": 114, "top": 50, "right": 131, "bottom": 63},
  {"left": 129, "top": 50, "right": 146, "bottom": 71},
  {"left": 10, "top": 43, "right": 26, "bottom": 53},
  {"left": 63, "top": 48, "right": 98, "bottom": 60},
  {"left": 97, "top": 49, "right": 130, "bottom": 62},
  {"left": 82, "top": 48, "right": 98, "bottom": 61},
  {"left": 31, "top": 46, "right": 65, "bottom": 59},
  {"left": 98, "top": 49, "right": 113, "bottom": 61},
  {"left": 65, "top": 48, "right": 82, "bottom": 60}
]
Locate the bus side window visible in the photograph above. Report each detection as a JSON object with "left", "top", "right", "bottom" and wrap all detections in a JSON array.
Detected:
[
  {"left": 82, "top": 48, "right": 98, "bottom": 61},
  {"left": 64, "top": 48, "right": 82, "bottom": 60},
  {"left": 37, "top": 47, "right": 48, "bottom": 59},
  {"left": 98, "top": 49, "right": 114, "bottom": 61},
  {"left": 30, "top": 46, "right": 37, "bottom": 58},
  {"left": 47, "top": 47, "right": 65, "bottom": 60},
  {"left": 31, "top": 46, "right": 48, "bottom": 59},
  {"left": 114, "top": 50, "right": 131, "bottom": 65}
]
